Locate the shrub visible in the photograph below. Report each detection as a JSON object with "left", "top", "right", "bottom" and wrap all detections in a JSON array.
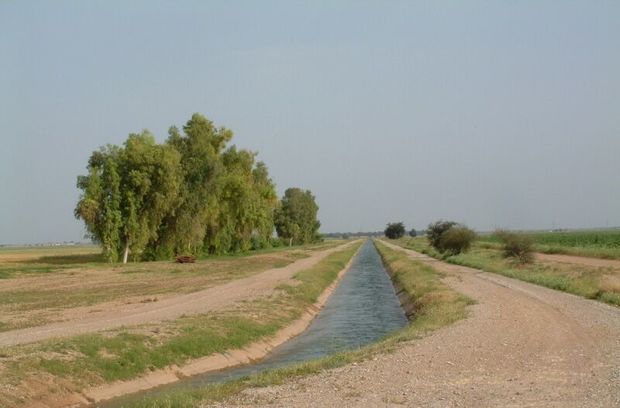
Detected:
[
  {"left": 409, "top": 228, "right": 417, "bottom": 237},
  {"left": 495, "top": 229, "right": 534, "bottom": 263},
  {"left": 385, "top": 222, "right": 406, "bottom": 239},
  {"left": 427, "top": 220, "right": 458, "bottom": 250},
  {"left": 437, "top": 226, "right": 476, "bottom": 255}
]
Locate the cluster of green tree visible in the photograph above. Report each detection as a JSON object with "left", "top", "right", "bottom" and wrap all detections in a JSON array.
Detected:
[
  {"left": 275, "top": 188, "right": 321, "bottom": 246},
  {"left": 384, "top": 222, "right": 417, "bottom": 239},
  {"left": 75, "top": 113, "right": 320, "bottom": 263},
  {"left": 384, "top": 222, "right": 406, "bottom": 239}
]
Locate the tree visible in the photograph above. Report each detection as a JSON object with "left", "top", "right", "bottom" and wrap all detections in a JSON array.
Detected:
[
  {"left": 75, "top": 132, "right": 182, "bottom": 263},
  {"left": 384, "top": 222, "right": 406, "bottom": 239},
  {"left": 76, "top": 113, "right": 279, "bottom": 261},
  {"left": 275, "top": 188, "right": 321, "bottom": 246},
  {"left": 409, "top": 228, "right": 417, "bottom": 237},
  {"left": 153, "top": 114, "right": 232, "bottom": 258},
  {"left": 75, "top": 146, "right": 122, "bottom": 262},
  {"left": 213, "top": 147, "right": 278, "bottom": 253}
]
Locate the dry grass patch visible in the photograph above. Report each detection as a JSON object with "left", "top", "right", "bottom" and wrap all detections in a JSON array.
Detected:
[{"left": 0, "top": 250, "right": 315, "bottom": 332}]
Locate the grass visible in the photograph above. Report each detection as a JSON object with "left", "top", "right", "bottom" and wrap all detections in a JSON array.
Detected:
[
  {"left": 0, "top": 242, "right": 363, "bottom": 407},
  {"left": 114, "top": 240, "right": 472, "bottom": 408},
  {"left": 478, "top": 229, "right": 620, "bottom": 259},
  {"left": 0, "top": 243, "right": 350, "bottom": 331},
  {"left": 0, "top": 240, "right": 345, "bottom": 280},
  {"left": 396, "top": 237, "right": 620, "bottom": 307}
]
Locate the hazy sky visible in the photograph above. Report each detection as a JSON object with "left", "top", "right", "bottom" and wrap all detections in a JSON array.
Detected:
[{"left": 1, "top": 1, "right": 619, "bottom": 244}]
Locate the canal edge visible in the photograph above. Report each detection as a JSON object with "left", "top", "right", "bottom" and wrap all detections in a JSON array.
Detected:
[{"left": 373, "top": 239, "right": 417, "bottom": 320}]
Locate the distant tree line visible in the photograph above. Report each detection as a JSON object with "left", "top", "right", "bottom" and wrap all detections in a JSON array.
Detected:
[
  {"left": 322, "top": 231, "right": 384, "bottom": 239},
  {"left": 75, "top": 113, "right": 321, "bottom": 263}
]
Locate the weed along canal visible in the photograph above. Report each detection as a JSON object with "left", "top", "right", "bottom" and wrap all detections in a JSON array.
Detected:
[{"left": 104, "top": 240, "right": 407, "bottom": 406}]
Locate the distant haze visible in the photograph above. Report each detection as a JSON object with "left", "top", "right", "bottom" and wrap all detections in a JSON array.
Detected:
[{"left": 1, "top": 1, "right": 619, "bottom": 244}]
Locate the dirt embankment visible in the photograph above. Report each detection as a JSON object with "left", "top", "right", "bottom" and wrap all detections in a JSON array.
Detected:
[
  {"left": 0, "top": 242, "right": 358, "bottom": 348},
  {"left": 218, "top": 241, "right": 620, "bottom": 407}
]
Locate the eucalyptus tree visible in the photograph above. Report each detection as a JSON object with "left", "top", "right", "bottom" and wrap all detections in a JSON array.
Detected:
[
  {"left": 76, "top": 113, "right": 281, "bottom": 261},
  {"left": 75, "top": 131, "right": 182, "bottom": 263},
  {"left": 275, "top": 188, "right": 321, "bottom": 246},
  {"left": 153, "top": 113, "right": 232, "bottom": 257},
  {"left": 204, "top": 147, "right": 278, "bottom": 253},
  {"left": 75, "top": 145, "right": 123, "bottom": 262},
  {"left": 149, "top": 113, "right": 278, "bottom": 257}
]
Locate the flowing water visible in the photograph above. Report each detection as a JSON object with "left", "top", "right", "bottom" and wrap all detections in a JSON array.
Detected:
[{"left": 104, "top": 239, "right": 407, "bottom": 406}]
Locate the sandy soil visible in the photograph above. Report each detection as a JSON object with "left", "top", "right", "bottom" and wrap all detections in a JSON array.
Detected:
[
  {"left": 0, "top": 242, "right": 357, "bottom": 347},
  {"left": 218, "top": 241, "right": 620, "bottom": 407}
]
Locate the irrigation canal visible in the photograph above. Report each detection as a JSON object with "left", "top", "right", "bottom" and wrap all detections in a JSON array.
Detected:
[{"left": 103, "top": 239, "right": 408, "bottom": 406}]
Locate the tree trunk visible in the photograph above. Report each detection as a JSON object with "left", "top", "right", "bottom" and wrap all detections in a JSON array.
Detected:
[
  {"left": 289, "top": 237, "right": 293, "bottom": 247},
  {"left": 122, "top": 242, "right": 130, "bottom": 264}
]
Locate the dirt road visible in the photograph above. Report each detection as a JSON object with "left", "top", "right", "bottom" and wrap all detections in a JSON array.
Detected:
[
  {"left": 220, "top": 241, "right": 620, "bottom": 407},
  {"left": 0, "top": 242, "right": 357, "bottom": 347},
  {"left": 536, "top": 252, "right": 620, "bottom": 269}
]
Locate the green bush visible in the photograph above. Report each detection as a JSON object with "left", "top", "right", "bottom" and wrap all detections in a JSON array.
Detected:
[
  {"left": 437, "top": 226, "right": 476, "bottom": 255},
  {"left": 426, "top": 220, "right": 458, "bottom": 250},
  {"left": 384, "top": 222, "right": 406, "bottom": 239},
  {"left": 495, "top": 229, "right": 534, "bottom": 263}
]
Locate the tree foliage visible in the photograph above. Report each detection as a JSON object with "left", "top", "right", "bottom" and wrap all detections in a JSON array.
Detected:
[
  {"left": 76, "top": 114, "right": 282, "bottom": 262},
  {"left": 409, "top": 228, "right": 417, "bottom": 238},
  {"left": 274, "top": 188, "right": 321, "bottom": 246},
  {"left": 75, "top": 132, "right": 182, "bottom": 262},
  {"left": 384, "top": 222, "right": 406, "bottom": 239}
]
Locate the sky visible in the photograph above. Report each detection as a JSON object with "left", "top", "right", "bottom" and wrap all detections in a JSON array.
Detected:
[{"left": 1, "top": 1, "right": 619, "bottom": 244}]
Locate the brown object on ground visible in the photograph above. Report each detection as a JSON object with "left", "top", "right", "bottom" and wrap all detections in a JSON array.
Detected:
[
  {"left": 175, "top": 255, "right": 196, "bottom": 263},
  {"left": 0, "top": 241, "right": 358, "bottom": 347},
  {"left": 218, "top": 241, "right": 620, "bottom": 408}
]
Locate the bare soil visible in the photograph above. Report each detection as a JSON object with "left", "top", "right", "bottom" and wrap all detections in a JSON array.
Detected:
[
  {"left": 0, "top": 242, "right": 355, "bottom": 347},
  {"left": 537, "top": 252, "right": 620, "bottom": 269},
  {"left": 218, "top": 241, "right": 620, "bottom": 407}
]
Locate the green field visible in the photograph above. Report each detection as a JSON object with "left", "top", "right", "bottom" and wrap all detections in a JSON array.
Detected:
[{"left": 478, "top": 229, "right": 620, "bottom": 259}]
